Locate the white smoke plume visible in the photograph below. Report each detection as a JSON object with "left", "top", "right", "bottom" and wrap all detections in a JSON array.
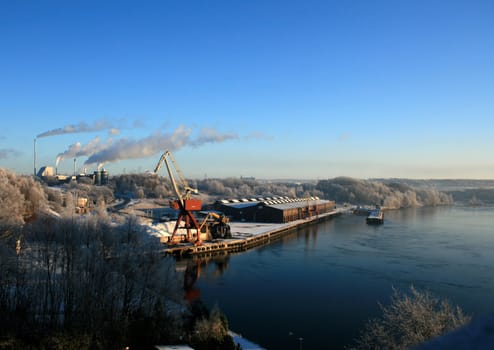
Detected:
[
  {"left": 55, "top": 136, "right": 110, "bottom": 167},
  {"left": 53, "top": 125, "right": 238, "bottom": 167},
  {"left": 37, "top": 119, "right": 120, "bottom": 138},
  {"left": 190, "top": 127, "right": 238, "bottom": 147},
  {"left": 84, "top": 125, "right": 193, "bottom": 166}
]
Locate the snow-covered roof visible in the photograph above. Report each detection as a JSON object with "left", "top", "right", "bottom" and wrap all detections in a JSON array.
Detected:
[
  {"left": 225, "top": 202, "right": 259, "bottom": 209},
  {"left": 266, "top": 198, "right": 331, "bottom": 210},
  {"left": 217, "top": 197, "right": 332, "bottom": 211}
]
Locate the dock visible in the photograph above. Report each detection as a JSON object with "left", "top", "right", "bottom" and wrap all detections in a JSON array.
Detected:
[{"left": 163, "top": 208, "right": 347, "bottom": 257}]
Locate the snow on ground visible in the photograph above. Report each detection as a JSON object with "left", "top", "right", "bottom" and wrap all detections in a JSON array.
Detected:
[
  {"left": 145, "top": 221, "right": 174, "bottom": 241},
  {"left": 229, "top": 222, "right": 286, "bottom": 238},
  {"left": 143, "top": 217, "right": 288, "bottom": 242},
  {"left": 143, "top": 209, "right": 347, "bottom": 243}
]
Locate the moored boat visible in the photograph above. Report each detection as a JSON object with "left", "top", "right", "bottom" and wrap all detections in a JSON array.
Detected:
[{"left": 366, "top": 208, "right": 384, "bottom": 224}]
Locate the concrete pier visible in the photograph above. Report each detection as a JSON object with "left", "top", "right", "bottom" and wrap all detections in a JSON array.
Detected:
[{"left": 163, "top": 208, "right": 346, "bottom": 257}]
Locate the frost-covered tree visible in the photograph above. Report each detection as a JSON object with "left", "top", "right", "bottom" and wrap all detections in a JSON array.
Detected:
[
  {"left": 1, "top": 214, "right": 186, "bottom": 349},
  {"left": 0, "top": 168, "right": 48, "bottom": 228},
  {"left": 316, "top": 177, "right": 453, "bottom": 208},
  {"left": 351, "top": 286, "right": 470, "bottom": 350},
  {"left": 190, "top": 305, "right": 237, "bottom": 350}
]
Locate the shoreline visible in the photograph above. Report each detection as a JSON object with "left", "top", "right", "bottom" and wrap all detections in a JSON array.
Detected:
[{"left": 163, "top": 207, "right": 349, "bottom": 257}]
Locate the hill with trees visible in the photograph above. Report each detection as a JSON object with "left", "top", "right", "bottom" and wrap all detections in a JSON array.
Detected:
[{"left": 315, "top": 177, "right": 453, "bottom": 208}]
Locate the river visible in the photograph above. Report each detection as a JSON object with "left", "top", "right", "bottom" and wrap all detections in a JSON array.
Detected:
[{"left": 187, "top": 205, "right": 494, "bottom": 349}]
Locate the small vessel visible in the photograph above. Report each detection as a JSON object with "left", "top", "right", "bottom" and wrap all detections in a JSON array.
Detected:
[{"left": 366, "top": 208, "right": 384, "bottom": 224}]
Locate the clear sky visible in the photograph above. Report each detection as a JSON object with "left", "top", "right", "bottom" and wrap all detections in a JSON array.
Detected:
[{"left": 1, "top": 0, "right": 493, "bottom": 180}]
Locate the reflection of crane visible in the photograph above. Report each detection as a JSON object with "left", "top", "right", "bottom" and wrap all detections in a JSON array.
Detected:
[
  {"left": 154, "top": 150, "right": 203, "bottom": 245},
  {"left": 183, "top": 256, "right": 230, "bottom": 302}
]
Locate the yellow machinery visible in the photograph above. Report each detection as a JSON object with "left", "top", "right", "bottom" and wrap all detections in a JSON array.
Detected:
[{"left": 199, "top": 212, "right": 232, "bottom": 239}]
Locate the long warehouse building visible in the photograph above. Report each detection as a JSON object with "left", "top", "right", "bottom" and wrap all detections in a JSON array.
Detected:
[{"left": 214, "top": 196, "right": 335, "bottom": 223}]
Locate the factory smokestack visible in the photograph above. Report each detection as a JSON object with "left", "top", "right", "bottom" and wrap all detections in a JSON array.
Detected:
[
  {"left": 73, "top": 158, "right": 76, "bottom": 176},
  {"left": 33, "top": 138, "right": 37, "bottom": 176}
]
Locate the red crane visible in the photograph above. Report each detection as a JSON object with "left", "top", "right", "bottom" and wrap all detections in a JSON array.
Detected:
[{"left": 154, "top": 150, "right": 203, "bottom": 245}]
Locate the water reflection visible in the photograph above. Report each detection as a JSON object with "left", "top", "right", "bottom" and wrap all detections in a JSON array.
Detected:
[
  {"left": 179, "top": 223, "right": 324, "bottom": 304},
  {"left": 181, "top": 255, "right": 230, "bottom": 302},
  {"left": 179, "top": 207, "right": 494, "bottom": 349},
  {"left": 303, "top": 226, "right": 319, "bottom": 253}
]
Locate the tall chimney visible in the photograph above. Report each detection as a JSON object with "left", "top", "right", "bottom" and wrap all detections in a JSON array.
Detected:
[
  {"left": 73, "top": 158, "right": 76, "bottom": 176},
  {"left": 33, "top": 138, "right": 37, "bottom": 176}
]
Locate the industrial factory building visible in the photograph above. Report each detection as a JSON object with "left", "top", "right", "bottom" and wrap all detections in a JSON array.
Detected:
[
  {"left": 36, "top": 166, "right": 109, "bottom": 186},
  {"left": 214, "top": 196, "right": 335, "bottom": 223}
]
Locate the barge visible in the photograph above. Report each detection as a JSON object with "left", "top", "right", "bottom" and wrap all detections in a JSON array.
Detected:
[{"left": 366, "top": 208, "right": 384, "bottom": 225}]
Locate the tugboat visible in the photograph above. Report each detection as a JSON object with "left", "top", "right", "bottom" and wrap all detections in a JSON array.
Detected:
[{"left": 366, "top": 207, "right": 384, "bottom": 225}]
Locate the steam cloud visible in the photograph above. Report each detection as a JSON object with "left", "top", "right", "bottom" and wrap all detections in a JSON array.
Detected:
[
  {"left": 190, "top": 127, "right": 239, "bottom": 147},
  {"left": 37, "top": 119, "right": 119, "bottom": 138},
  {"left": 53, "top": 125, "right": 237, "bottom": 167},
  {"left": 55, "top": 136, "right": 111, "bottom": 167},
  {"left": 84, "top": 126, "right": 192, "bottom": 165}
]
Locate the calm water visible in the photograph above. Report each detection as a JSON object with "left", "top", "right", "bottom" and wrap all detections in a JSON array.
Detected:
[{"left": 189, "top": 206, "right": 494, "bottom": 350}]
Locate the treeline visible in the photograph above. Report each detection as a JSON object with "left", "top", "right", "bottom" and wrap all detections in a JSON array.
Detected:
[
  {"left": 109, "top": 174, "right": 322, "bottom": 201},
  {"left": 0, "top": 169, "right": 237, "bottom": 349},
  {"left": 1, "top": 215, "right": 182, "bottom": 349},
  {"left": 1, "top": 215, "right": 235, "bottom": 349},
  {"left": 446, "top": 188, "right": 494, "bottom": 205},
  {"left": 195, "top": 177, "right": 321, "bottom": 199},
  {"left": 109, "top": 174, "right": 454, "bottom": 209},
  {"left": 316, "top": 177, "right": 453, "bottom": 209},
  {"left": 0, "top": 168, "right": 115, "bottom": 229}
]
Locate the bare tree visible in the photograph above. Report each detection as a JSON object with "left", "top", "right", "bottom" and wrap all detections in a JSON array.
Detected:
[{"left": 0, "top": 212, "right": 185, "bottom": 349}]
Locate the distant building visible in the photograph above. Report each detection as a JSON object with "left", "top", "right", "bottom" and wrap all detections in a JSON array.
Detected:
[
  {"left": 240, "top": 176, "right": 256, "bottom": 181},
  {"left": 93, "top": 169, "right": 109, "bottom": 185},
  {"left": 37, "top": 166, "right": 54, "bottom": 177},
  {"left": 37, "top": 166, "right": 74, "bottom": 185},
  {"left": 214, "top": 196, "right": 335, "bottom": 223}
]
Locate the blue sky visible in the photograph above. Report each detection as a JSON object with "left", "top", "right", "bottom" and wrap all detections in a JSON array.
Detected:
[{"left": 1, "top": 0, "right": 493, "bottom": 179}]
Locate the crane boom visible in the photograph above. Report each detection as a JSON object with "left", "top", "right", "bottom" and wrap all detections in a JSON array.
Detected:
[
  {"left": 154, "top": 150, "right": 198, "bottom": 207},
  {"left": 154, "top": 149, "right": 202, "bottom": 245}
]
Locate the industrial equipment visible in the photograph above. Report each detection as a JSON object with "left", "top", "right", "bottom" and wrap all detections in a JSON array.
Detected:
[
  {"left": 154, "top": 150, "right": 203, "bottom": 245},
  {"left": 199, "top": 212, "right": 232, "bottom": 239}
]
